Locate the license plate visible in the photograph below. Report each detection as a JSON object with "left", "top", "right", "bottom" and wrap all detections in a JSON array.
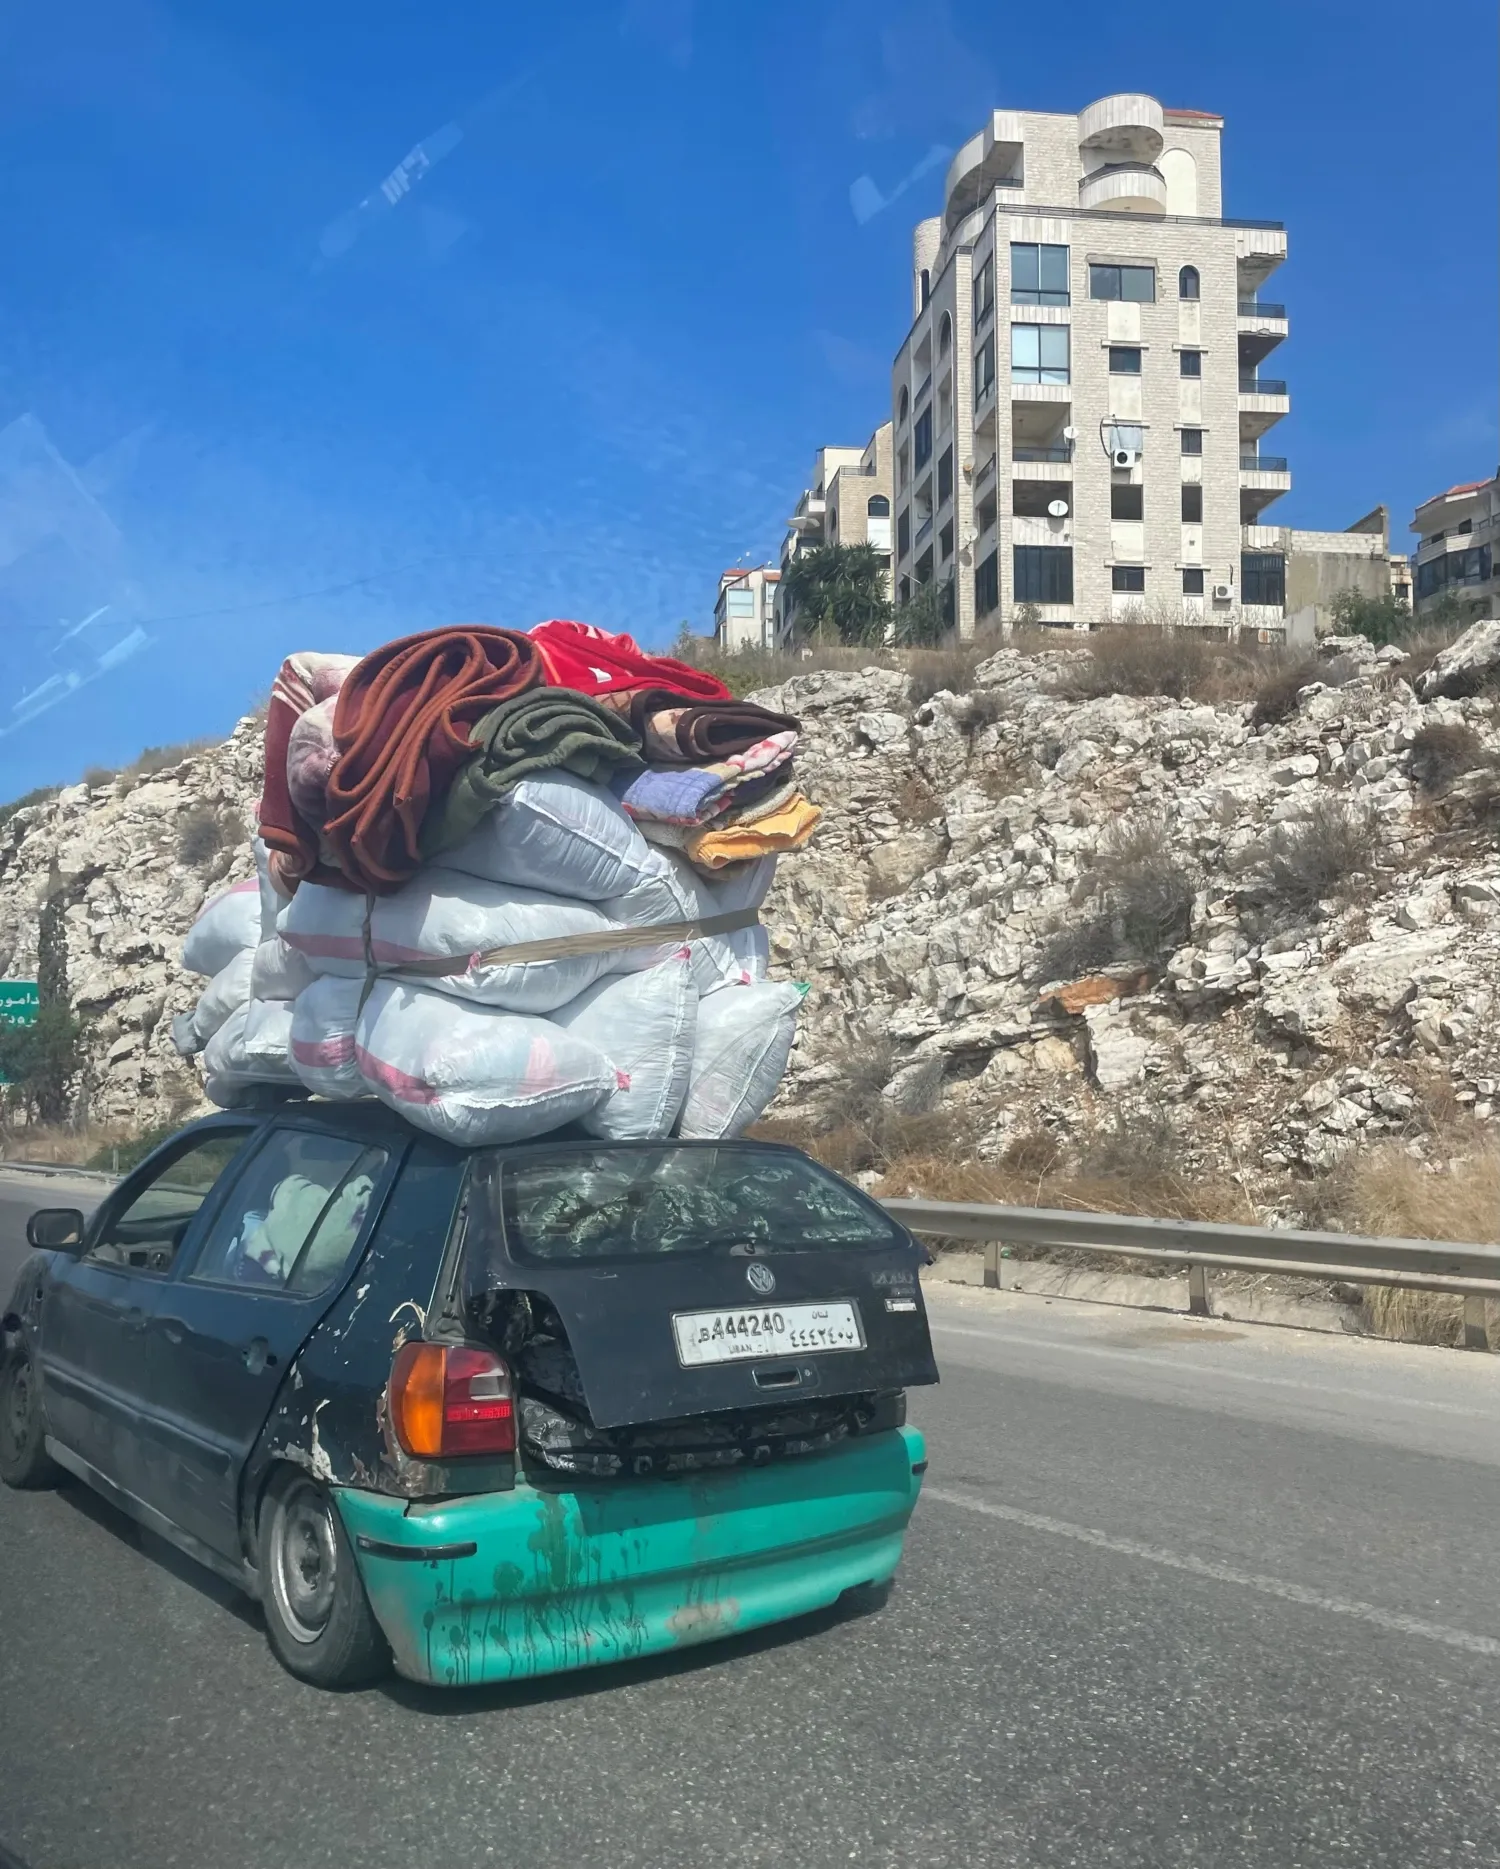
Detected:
[{"left": 672, "top": 1301, "right": 865, "bottom": 1368}]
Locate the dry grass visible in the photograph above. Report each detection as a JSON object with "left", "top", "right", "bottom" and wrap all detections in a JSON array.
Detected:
[
  {"left": 1307, "top": 1131, "right": 1500, "bottom": 1346},
  {"left": 891, "top": 772, "right": 940, "bottom": 825}
]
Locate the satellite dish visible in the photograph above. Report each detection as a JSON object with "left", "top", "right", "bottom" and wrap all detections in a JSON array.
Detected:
[
  {"left": 1062, "top": 426, "right": 1078, "bottom": 441},
  {"left": 1047, "top": 499, "right": 1070, "bottom": 518}
]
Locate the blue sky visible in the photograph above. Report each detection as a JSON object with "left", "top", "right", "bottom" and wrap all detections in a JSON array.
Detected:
[{"left": 0, "top": 0, "right": 1494, "bottom": 795}]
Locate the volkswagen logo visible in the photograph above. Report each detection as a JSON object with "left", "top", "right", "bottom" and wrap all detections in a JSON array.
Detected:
[{"left": 745, "top": 1261, "right": 777, "bottom": 1295}]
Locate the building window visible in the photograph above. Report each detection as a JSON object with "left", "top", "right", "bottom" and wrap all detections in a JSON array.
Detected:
[
  {"left": 1459, "top": 517, "right": 1474, "bottom": 535},
  {"left": 1111, "top": 566, "right": 1146, "bottom": 593},
  {"left": 1089, "top": 263, "right": 1155, "bottom": 302},
  {"left": 937, "top": 446, "right": 953, "bottom": 505},
  {"left": 1108, "top": 346, "right": 1142, "bottom": 374},
  {"left": 1011, "top": 242, "right": 1070, "bottom": 306},
  {"left": 1014, "top": 545, "right": 1073, "bottom": 604},
  {"left": 920, "top": 268, "right": 930, "bottom": 308},
  {"left": 939, "top": 312, "right": 952, "bottom": 357},
  {"left": 725, "top": 588, "right": 755, "bottom": 617},
  {"left": 1181, "top": 484, "right": 1203, "bottom": 522},
  {"left": 898, "top": 576, "right": 910, "bottom": 604},
  {"left": 1178, "top": 265, "right": 1200, "bottom": 300},
  {"left": 1011, "top": 324, "right": 1070, "bottom": 385},
  {"left": 973, "top": 257, "right": 994, "bottom": 325},
  {"left": 1111, "top": 484, "right": 1143, "bottom": 521},
  {"left": 974, "top": 336, "right": 995, "bottom": 406},
  {"left": 913, "top": 406, "right": 933, "bottom": 470},
  {"left": 1241, "top": 552, "right": 1286, "bottom": 607},
  {"left": 897, "top": 508, "right": 911, "bottom": 559},
  {"left": 939, "top": 520, "right": 954, "bottom": 561},
  {"left": 898, "top": 386, "right": 909, "bottom": 425},
  {"left": 1182, "top": 568, "right": 1205, "bottom": 595},
  {"left": 1180, "top": 350, "right": 1203, "bottom": 378},
  {"left": 1418, "top": 545, "right": 1493, "bottom": 597},
  {"left": 1014, "top": 481, "right": 1070, "bottom": 518},
  {"left": 1181, "top": 428, "right": 1203, "bottom": 455},
  {"left": 975, "top": 549, "right": 1000, "bottom": 617},
  {"left": 867, "top": 494, "right": 890, "bottom": 516}
]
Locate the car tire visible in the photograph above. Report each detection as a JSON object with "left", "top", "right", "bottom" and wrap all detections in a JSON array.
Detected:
[
  {"left": 0, "top": 1345, "right": 63, "bottom": 1490},
  {"left": 256, "top": 1468, "right": 391, "bottom": 1690}
]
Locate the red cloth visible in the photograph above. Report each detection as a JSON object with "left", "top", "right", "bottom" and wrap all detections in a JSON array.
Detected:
[
  {"left": 529, "top": 619, "right": 732, "bottom": 702},
  {"left": 258, "top": 651, "right": 360, "bottom": 892},
  {"left": 322, "top": 625, "right": 544, "bottom": 894}
]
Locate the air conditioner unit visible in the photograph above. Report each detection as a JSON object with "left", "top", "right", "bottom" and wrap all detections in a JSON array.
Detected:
[
  {"left": 1112, "top": 448, "right": 1139, "bottom": 470},
  {"left": 1212, "top": 582, "right": 1234, "bottom": 602}
]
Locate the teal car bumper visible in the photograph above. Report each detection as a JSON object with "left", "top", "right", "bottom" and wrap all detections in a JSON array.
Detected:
[{"left": 335, "top": 1424, "right": 927, "bottom": 1688}]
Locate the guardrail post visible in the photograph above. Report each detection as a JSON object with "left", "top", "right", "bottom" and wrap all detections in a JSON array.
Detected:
[
  {"left": 1187, "top": 1262, "right": 1210, "bottom": 1317},
  {"left": 1463, "top": 1294, "right": 1489, "bottom": 1351},
  {"left": 983, "top": 1239, "right": 1002, "bottom": 1290}
]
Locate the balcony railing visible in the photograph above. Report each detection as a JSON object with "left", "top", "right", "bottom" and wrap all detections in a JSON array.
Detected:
[
  {"left": 1240, "top": 375, "right": 1288, "bottom": 396},
  {"left": 1238, "top": 300, "right": 1287, "bottom": 319},
  {"left": 1013, "top": 445, "right": 1072, "bottom": 463},
  {"left": 974, "top": 454, "right": 997, "bottom": 485},
  {"left": 914, "top": 517, "right": 934, "bottom": 546},
  {"left": 1240, "top": 454, "right": 1289, "bottom": 473},
  {"left": 915, "top": 373, "right": 932, "bottom": 406}
]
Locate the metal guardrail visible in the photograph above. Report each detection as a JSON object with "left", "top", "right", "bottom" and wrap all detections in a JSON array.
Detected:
[{"left": 883, "top": 1198, "right": 1500, "bottom": 1350}]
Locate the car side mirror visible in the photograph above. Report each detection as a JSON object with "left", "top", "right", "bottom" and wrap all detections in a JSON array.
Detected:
[{"left": 27, "top": 1207, "right": 86, "bottom": 1253}]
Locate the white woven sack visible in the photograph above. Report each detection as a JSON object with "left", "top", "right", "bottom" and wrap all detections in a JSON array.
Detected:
[
  {"left": 676, "top": 982, "right": 803, "bottom": 1139},
  {"left": 354, "top": 978, "right": 617, "bottom": 1148},
  {"left": 181, "top": 878, "right": 261, "bottom": 978},
  {"left": 249, "top": 936, "right": 317, "bottom": 1002},
  {"left": 550, "top": 954, "right": 698, "bottom": 1140},
  {"left": 288, "top": 976, "right": 365, "bottom": 1100},
  {"left": 604, "top": 848, "right": 760, "bottom": 995},
  {"left": 201, "top": 1001, "right": 297, "bottom": 1107},
  {"left": 171, "top": 948, "right": 255, "bottom": 1057},
  {"left": 440, "top": 774, "right": 659, "bottom": 902},
  {"left": 253, "top": 836, "right": 292, "bottom": 942},
  {"left": 279, "top": 870, "right": 630, "bottom": 1014}
]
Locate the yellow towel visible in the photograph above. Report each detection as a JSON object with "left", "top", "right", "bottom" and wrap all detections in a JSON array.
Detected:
[{"left": 683, "top": 794, "right": 822, "bottom": 870}]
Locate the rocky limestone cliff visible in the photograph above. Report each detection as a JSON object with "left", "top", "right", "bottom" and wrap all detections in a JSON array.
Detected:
[{"left": 7, "top": 626, "right": 1500, "bottom": 1208}]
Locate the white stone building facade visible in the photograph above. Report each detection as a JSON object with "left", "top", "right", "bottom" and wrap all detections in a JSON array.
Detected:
[
  {"left": 1411, "top": 475, "right": 1499, "bottom": 622},
  {"left": 775, "top": 422, "right": 893, "bottom": 646},
  {"left": 890, "top": 96, "right": 1290, "bottom": 638}
]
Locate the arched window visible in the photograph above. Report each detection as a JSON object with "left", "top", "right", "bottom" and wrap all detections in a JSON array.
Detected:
[
  {"left": 898, "top": 386, "right": 910, "bottom": 424},
  {"left": 938, "top": 312, "right": 952, "bottom": 356},
  {"left": 867, "top": 494, "right": 890, "bottom": 516},
  {"left": 1178, "top": 265, "right": 1200, "bottom": 300}
]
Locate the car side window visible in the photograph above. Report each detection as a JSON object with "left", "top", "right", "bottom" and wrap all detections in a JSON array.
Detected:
[
  {"left": 87, "top": 1131, "right": 255, "bottom": 1273},
  {"left": 186, "top": 1128, "right": 388, "bottom": 1296}
]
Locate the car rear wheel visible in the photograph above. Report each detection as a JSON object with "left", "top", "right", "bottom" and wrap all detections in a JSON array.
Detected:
[
  {"left": 257, "top": 1469, "right": 390, "bottom": 1689},
  {"left": 0, "top": 1345, "right": 62, "bottom": 1490}
]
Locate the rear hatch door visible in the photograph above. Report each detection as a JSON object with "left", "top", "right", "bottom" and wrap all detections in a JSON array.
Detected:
[{"left": 467, "top": 1141, "right": 938, "bottom": 1429}]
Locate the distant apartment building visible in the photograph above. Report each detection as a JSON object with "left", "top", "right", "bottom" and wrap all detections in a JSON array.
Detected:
[
  {"left": 890, "top": 95, "right": 1292, "bottom": 638},
  {"left": 775, "top": 422, "right": 893, "bottom": 645},
  {"left": 1411, "top": 475, "right": 1499, "bottom": 621},
  {"left": 714, "top": 564, "right": 780, "bottom": 653}
]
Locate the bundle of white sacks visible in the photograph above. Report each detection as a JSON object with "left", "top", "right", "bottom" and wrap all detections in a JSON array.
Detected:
[{"left": 172, "top": 774, "right": 802, "bottom": 1148}]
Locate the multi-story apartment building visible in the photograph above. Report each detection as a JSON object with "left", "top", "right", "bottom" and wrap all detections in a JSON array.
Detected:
[
  {"left": 1411, "top": 474, "right": 1499, "bottom": 621},
  {"left": 714, "top": 564, "right": 781, "bottom": 653},
  {"left": 890, "top": 95, "right": 1290, "bottom": 638},
  {"left": 775, "top": 422, "right": 893, "bottom": 645}
]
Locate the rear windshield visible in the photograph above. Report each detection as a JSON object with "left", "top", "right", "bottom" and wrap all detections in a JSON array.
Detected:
[{"left": 483, "top": 1144, "right": 906, "bottom": 1262}]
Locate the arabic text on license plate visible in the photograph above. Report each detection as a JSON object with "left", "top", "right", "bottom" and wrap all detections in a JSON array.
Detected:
[{"left": 672, "top": 1302, "right": 864, "bottom": 1367}]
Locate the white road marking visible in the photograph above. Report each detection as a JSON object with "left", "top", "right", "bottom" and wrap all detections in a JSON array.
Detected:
[
  {"left": 925, "top": 1484, "right": 1500, "bottom": 1657},
  {"left": 929, "top": 1319, "right": 1489, "bottom": 1417}
]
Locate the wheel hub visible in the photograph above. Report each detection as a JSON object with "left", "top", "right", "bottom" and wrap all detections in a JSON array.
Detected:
[{"left": 269, "top": 1481, "right": 338, "bottom": 1644}]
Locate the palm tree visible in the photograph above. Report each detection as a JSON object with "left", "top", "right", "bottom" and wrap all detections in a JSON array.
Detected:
[{"left": 781, "top": 543, "right": 892, "bottom": 646}]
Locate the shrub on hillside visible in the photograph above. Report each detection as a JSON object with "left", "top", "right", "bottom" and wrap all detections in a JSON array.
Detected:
[
  {"left": 178, "top": 806, "right": 240, "bottom": 868},
  {"left": 1239, "top": 796, "right": 1377, "bottom": 927},
  {"left": 1408, "top": 722, "right": 1490, "bottom": 794},
  {"left": 1034, "top": 816, "right": 1195, "bottom": 980}
]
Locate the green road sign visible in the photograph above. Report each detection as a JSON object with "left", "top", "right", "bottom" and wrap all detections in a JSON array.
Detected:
[{"left": 0, "top": 982, "right": 39, "bottom": 1028}]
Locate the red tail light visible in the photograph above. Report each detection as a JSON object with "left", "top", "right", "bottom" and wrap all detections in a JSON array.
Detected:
[{"left": 389, "top": 1342, "right": 516, "bottom": 1458}]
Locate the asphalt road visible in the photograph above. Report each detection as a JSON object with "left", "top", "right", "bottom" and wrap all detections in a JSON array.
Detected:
[{"left": 4, "top": 1174, "right": 1500, "bottom": 1868}]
